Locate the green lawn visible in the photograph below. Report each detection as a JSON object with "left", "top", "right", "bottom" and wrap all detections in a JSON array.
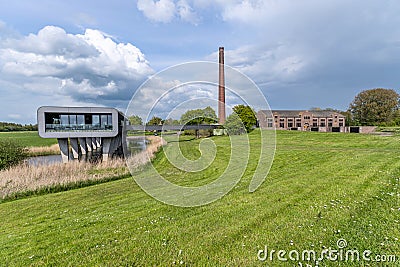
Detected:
[
  {"left": 0, "top": 131, "right": 57, "bottom": 147},
  {"left": 0, "top": 131, "right": 398, "bottom": 266}
]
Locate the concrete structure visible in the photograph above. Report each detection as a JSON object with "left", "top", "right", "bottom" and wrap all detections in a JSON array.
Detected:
[
  {"left": 37, "top": 106, "right": 125, "bottom": 163},
  {"left": 218, "top": 47, "right": 226, "bottom": 124},
  {"left": 257, "top": 110, "right": 346, "bottom": 132}
]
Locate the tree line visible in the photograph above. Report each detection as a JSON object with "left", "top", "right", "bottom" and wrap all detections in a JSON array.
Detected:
[
  {"left": 0, "top": 122, "right": 38, "bottom": 132},
  {"left": 129, "top": 104, "right": 257, "bottom": 135}
]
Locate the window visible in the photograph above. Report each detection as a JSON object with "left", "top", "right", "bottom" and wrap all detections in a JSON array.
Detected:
[
  {"left": 92, "top": 115, "right": 100, "bottom": 126},
  {"left": 44, "top": 113, "right": 113, "bottom": 132},
  {"left": 279, "top": 123, "right": 285, "bottom": 128},
  {"left": 60, "top": 115, "right": 69, "bottom": 125},
  {"left": 304, "top": 116, "right": 310, "bottom": 120},
  {"left": 312, "top": 122, "right": 318, "bottom": 127},
  {"left": 77, "top": 115, "right": 84, "bottom": 125},
  {"left": 339, "top": 123, "right": 343, "bottom": 127},
  {"left": 296, "top": 122, "right": 301, "bottom": 127},
  {"left": 288, "top": 122, "right": 293, "bottom": 127},
  {"left": 267, "top": 119, "right": 273, "bottom": 128},
  {"left": 320, "top": 122, "right": 326, "bottom": 127},
  {"left": 101, "top": 114, "right": 108, "bottom": 126},
  {"left": 69, "top": 115, "right": 77, "bottom": 125}
]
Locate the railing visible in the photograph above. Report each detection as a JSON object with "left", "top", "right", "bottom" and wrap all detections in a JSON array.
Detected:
[{"left": 45, "top": 124, "right": 113, "bottom": 132}]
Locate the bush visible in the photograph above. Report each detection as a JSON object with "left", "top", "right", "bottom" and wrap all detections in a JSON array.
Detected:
[
  {"left": 0, "top": 139, "right": 28, "bottom": 170},
  {"left": 224, "top": 113, "right": 246, "bottom": 135}
]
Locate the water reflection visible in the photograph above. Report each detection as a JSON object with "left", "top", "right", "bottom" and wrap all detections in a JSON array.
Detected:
[
  {"left": 127, "top": 137, "right": 149, "bottom": 157},
  {"left": 27, "top": 155, "right": 62, "bottom": 166}
]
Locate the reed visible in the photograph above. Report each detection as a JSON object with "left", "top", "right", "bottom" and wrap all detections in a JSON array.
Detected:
[
  {"left": 27, "top": 143, "right": 60, "bottom": 156},
  {"left": 0, "top": 136, "right": 165, "bottom": 200}
]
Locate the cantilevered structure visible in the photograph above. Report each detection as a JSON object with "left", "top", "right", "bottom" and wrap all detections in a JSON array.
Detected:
[{"left": 37, "top": 106, "right": 124, "bottom": 162}]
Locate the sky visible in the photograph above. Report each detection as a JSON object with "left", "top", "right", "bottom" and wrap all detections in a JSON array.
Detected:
[{"left": 0, "top": 0, "right": 399, "bottom": 124}]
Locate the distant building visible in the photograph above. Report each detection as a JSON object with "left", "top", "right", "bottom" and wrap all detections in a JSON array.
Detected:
[
  {"left": 257, "top": 110, "right": 346, "bottom": 132},
  {"left": 37, "top": 106, "right": 125, "bottom": 162}
]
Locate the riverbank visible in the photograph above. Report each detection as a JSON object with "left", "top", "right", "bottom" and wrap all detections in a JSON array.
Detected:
[{"left": 0, "top": 136, "right": 165, "bottom": 202}]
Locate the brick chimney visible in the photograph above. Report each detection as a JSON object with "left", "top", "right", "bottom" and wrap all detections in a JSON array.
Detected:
[{"left": 218, "top": 47, "right": 226, "bottom": 124}]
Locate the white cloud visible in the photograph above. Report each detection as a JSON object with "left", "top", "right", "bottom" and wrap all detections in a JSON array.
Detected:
[
  {"left": 0, "top": 25, "right": 154, "bottom": 105},
  {"left": 137, "top": 0, "right": 199, "bottom": 24},
  {"left": 177, "top": 0, "right": 199, "bottom": 24},
  {"left": 221, "top": 0, "right": 268, "bottom": 23},
  {"left": 137, "top": 0, "right": 176, "bottom": 23}
]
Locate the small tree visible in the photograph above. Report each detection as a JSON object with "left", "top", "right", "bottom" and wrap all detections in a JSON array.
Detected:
[
  {"left": 349, "top": 88, "right": 399, "bottom": 125},
  {"left": 180, "top": 106, "right": 217, "bottom": 125},
  {"left": 224, "top": 113, "right": 246, "bottom": 135},
  {"left": 0, "top": 139, "right": 27, "bottom": 170},
  {"left": 232, "top": 105, "right": 257, "bottom": 132},
  {"left": 128, "top": 115, "right": 143, "bottom": 125},
  {"left": 147, "top": 116, "right": 163, "bottom": 125}
]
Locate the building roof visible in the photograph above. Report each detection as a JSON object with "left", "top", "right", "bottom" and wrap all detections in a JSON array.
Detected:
[{"left": 259, "top": 110, "right": 346, "bottom": 118}]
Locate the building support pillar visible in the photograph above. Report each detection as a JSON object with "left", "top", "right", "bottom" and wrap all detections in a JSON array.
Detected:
[
  {"left": 102, "top": 138, "right": 112, "bottom": 161},
  {"left": 92, "top": 138, "right": 97, "bottom": 150},
  {"left": 70, "top": 138, "right": 79, "bottom": 160},
  {"left": 57, "top": 138, "right": 69, "bottom": 163},
  {"left": 96, "top": 137, "right": 101, "bottom": 148},
  {"left": 85, "top": 138, "right": 92, "bottom": 152},
  {"left": 78, "top": 138, "right": 87, "bottom": 155}
]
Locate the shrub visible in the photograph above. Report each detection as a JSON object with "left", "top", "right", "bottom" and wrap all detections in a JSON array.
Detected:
[{"left": 0, "top": 139, "right": 27, "bottom": 170}]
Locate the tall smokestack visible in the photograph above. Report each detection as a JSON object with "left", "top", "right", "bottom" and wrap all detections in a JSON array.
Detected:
[{"left": 218, "top": 47, "right": 226, "bottom": 124}]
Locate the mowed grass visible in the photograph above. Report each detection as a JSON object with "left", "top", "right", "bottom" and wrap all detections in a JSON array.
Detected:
[
  {"left": 0, "top": 131, "right": 399, "bottom": 266},
  {"left": 0, "top": 131, "right": 57, "bottom": 147}
]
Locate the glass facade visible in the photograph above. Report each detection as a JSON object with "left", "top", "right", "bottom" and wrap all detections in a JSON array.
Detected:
[{"left": 44, "top": 113, "right": 113, "bottom": 132}]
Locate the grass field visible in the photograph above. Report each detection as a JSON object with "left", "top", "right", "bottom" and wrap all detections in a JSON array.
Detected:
[
  {"left": 0, "top": 131, "right": 399, "bottom": 266},
  {"left": 0, "top": 131, "right": 57, "bottom": 147}
]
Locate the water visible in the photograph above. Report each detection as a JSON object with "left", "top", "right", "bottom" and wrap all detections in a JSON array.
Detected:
[
  {"left": 127, "top": 137, "right": 149, "bottom": 156},
  {"left": 27, "top": 155, "right": 62, "bottom": 166}
]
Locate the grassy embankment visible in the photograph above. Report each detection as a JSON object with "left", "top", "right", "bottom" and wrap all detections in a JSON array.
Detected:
[
  {"left": 0, "top": 135, "right": 164, "bottom": 202},
  {"left": 0, "top": 130, "right": 399, "bottom": 266},
  {"left": 0, "top": 131, "right": 59, "bottom": 156}
]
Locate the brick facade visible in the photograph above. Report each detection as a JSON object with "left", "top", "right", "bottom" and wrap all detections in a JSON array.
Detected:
[{"left": 257, "top": 110, "right": 346, "bottom": 132}]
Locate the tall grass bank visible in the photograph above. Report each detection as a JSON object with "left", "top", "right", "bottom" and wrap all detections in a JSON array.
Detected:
[{"left": 0, "top": 136, "right": 165, "bottom": 201}]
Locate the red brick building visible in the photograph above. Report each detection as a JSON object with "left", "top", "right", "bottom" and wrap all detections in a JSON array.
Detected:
[{"left": 257, "top": 110, "right": 346, "bottom": 132}]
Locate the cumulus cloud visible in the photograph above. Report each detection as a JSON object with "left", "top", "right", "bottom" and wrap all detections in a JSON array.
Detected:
[
  {"left": 137, "top": 0, "right": 200, "bottom": 24},
  {"left": 177, "top": 0, "right": 200, "bottom": 24},
  {"left": 137, "top": 0, "right": 177, "bottom": 23},
  {"left": 0, "top": 25, "right": 154, "bottom": 106}
]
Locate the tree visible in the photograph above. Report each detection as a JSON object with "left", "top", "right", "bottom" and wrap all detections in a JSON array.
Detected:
[
  {"left": 147, "top": 116, "right": 163, "bottom": 125},
  {"left": 163, "top": 118, "right": 180, "bottom": 125},
  {"left": 232, "top": 105, "right": 257, "bottom": 132},
  {"left": 224, "top": 113, "right": 246, "bottom": 135},
  {"left": 349, "top": 88, "right": 400, "bottom": 125},
  {"left": 0, "top": 139, "right": 27, "bottom": 170},
  {"left": 128, "top": 115, "right": 143, "bottom": 125},
  {"left": 180, "top": 106, "right": 217, "bottom": 125}
]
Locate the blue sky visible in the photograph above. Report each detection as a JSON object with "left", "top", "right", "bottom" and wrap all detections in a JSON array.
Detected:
[{"left": 0, "top": 0, "right": 399, "bottom": 124}]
